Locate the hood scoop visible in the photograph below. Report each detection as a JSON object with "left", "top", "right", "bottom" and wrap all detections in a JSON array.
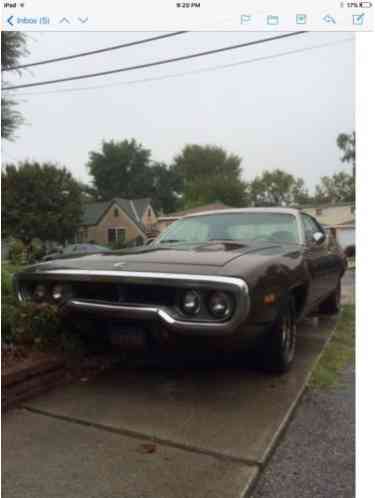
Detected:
[{"left": 195, "top": 241, "right": 247, "bottom": 252}]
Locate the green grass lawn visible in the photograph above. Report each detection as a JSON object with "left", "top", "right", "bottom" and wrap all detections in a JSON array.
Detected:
[{"left": 309, "top": 304, "right": 355, "bottom": 389}]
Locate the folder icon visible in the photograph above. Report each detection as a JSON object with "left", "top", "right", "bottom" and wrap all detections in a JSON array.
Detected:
[{"left": 240, "top": 15, "right": 252, "bottom": 24}]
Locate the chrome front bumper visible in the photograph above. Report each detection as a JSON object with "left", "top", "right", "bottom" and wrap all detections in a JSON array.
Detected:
[{"left": 15, "top": 270, "right": 250, "bottom": 336}]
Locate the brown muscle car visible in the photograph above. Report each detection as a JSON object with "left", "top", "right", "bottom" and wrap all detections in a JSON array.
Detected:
[{"left": 14, "top": 208, "right": 347, "bottom": 372}]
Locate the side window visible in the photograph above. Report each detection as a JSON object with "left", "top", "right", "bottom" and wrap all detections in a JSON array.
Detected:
[{"left": 302, "top": 214, "right": 321, "bottom": 243}]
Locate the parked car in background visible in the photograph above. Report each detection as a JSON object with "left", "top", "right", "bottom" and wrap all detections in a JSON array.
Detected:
[
  {"left": 15, "top": 208, "right": 346, "bottom": 373},
  {"left": 42, "top": 243, "right": 111, "bottom": 261}
]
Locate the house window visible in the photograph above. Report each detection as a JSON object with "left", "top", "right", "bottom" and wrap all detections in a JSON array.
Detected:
[
  {"left": 117, "top": 228, "right": 126, "bottom": 243},
  {"left": 114, "top": 208, "right": 119, "bottom": 217},
  {"left": 107, "top": 228, "right": 126, "bottom": 244},
  {"left": 315, "top": 208, "right": 323, "bottom": 216},
  {"left": 108, "top": 228, "right": 116, "bottom": 244}
]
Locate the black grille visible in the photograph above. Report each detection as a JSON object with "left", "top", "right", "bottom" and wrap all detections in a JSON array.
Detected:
[{"left": 72, "top": 282, "right": 176, "bottom": 307}]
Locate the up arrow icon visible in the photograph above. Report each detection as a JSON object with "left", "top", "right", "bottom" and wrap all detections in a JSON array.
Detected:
[{"left": 59, "top": 17, "right": 70, "bottom": 24}]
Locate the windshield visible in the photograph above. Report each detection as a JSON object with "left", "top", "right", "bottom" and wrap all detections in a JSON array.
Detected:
[{"left": 157, "top": 212, "right": 300, "bottom": 245}]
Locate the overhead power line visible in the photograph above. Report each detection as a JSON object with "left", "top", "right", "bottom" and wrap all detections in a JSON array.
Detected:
[
  {"left": 2, "top": 31, "right": 188, "bottom": 72},
  {"left": 12, "top": 37, "right": 353, "bottom": 98},
  {"left": 3, "top": 31, "right": 306, "bottom": 91}
]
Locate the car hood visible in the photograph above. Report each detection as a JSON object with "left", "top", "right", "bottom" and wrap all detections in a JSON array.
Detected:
[{"left": 23, "top": 241, "right": 290, "bottom": 275}]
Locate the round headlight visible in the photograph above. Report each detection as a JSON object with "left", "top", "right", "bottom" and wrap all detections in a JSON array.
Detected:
[
  {"left": 52, "top": 284, "right": 64, "bottom": 301},
  {"left": 208, "top": 292, "right": 233, "bottom": 319},
  {"left": 33, "top": 284, "right": 47, "bottom": 301},
  {"left": 181, "top": 290, "right": 201, "bottom": 316}
]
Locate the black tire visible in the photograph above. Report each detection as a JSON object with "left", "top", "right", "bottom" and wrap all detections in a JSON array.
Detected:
[
  {"left": 318, "top": 281, "right": 341, "bottom": 315},
  {"left": 262, "top": 295, "right": 297, "bottom": 373}
]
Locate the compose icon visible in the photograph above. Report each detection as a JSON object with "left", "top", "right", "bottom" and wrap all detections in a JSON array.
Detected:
[{"left": 352, "top": 13, "right": 365, "bottom": 25}]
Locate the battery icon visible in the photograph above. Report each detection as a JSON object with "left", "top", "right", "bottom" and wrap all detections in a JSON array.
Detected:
[{"left": 346, "top": 2, "right": 372, "bottom": 7}]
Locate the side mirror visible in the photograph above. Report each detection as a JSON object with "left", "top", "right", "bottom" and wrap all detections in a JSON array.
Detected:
[{"left": 313, "top": 232, "right": 326, "bottom": 245}]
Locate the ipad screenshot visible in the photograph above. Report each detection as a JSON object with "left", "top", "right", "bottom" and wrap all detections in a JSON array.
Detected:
[{"left": 1, "top": 2, "right": 373, "bottom": 497}]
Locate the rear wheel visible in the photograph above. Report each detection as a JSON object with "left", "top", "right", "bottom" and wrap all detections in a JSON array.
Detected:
[
  {"left": 319, "top": 281, "right": 341, "bottom": 315},
  {"left": 262, "top": 295, "right": 297, "bottom": 373}
]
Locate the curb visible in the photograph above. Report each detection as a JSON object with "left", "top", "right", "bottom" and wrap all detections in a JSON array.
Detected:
[{"left": 2, "top": 357, "right": 66, "bottom": 412}]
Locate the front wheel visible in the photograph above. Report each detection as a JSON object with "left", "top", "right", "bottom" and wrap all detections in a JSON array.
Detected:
[{"left": 262, "top": 295, "right": 297, "bottom": 373}]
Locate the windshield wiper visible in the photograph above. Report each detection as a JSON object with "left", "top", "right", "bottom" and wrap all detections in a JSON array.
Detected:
[
  {"left": 159, "top": 239, "right": 185, "bottom": 244},
  {"left": 208, "top": 238, "right": 235, "bottom": 242}
]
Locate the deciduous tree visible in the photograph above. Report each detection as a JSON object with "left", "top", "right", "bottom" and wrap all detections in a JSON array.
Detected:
[
  {"left": 87, "top": 139, "right": 153, "bottom": 200},
  {"left": 337, "top": 131, "right": 356, "bottom": 178},
  {"left": 2, "top": 162, "right": 83, "bottom": 243},
  {"left": 314, "top": 171, "right": 355, "bottom": 204},
  {"left": 1, "top": 32, "right": 29, "bottom": 140},
  {"left": 172, "top": 144, "right": 248, "bottom": 207},
  {"left": 248, "top": 169, "right": 310, "bottom": 207}
]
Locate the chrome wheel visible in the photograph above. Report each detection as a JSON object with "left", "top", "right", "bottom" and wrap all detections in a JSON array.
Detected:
[
  {"left": 281, "top": 310, "right": 296, "bottom": 364},
  {"left": 264, "top": 295, "right": 297, "bottom": 373}
]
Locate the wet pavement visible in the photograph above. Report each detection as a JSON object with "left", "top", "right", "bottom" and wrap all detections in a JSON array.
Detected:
[{"left": 3, "top": 315, "right": 337, "bottom": 498}]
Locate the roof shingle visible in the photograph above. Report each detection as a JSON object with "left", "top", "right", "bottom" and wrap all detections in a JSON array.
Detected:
[{"left": 80, "top": 197, "right": 151, "bottom": 232}]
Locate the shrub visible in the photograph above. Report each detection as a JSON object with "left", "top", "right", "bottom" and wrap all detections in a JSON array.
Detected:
[
  {"left": 2, "top": 302, "right": 18, "bottom": 344},
  {"left": 3, "top": 301, "right": 85, "bottom": 361},
  {"left": 8, "top": 239, "right": 27, "bottom": 266},
  {"left": 11, "top": 302, "right": 61, "bottom": 348},
  {"left": 2, "top": 268, "right": 14, "bottom": 301},
  {"left": 26, "top": 239, "right": 46, "bottom": 264},
  {"left": 1, "top": 268, "right": 18, "bottom": 343}
]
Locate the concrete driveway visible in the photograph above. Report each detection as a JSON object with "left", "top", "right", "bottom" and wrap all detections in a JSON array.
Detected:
[{"left": 3, "top": 314, "right": 337, "bottom": 498}]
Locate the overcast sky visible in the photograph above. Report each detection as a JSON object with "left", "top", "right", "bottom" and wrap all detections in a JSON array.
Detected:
[{"left": 2, "top": 31, "right": 354, "bottom": 192}]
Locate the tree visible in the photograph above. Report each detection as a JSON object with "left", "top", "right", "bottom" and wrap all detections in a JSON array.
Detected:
[
  {"left": 248, "top": 169, "right": 310, "bottom": 207},
  {"left": 149, "top": 163, "right": 184, "bottom": 214},
  {"left": 87, "top": 139, "right": 153, "bottom": 200},
  {"left": 172, "top": 144, "right": 248, "bottom": 207},
  {"left": 337, "top": 131, "right": 356, "bottom": 178},
  {"left": 2, "top": 162, "right": 83, "bottom": 244},
  {"left": 314, "top": 171, "right": 355, "bottom": 204},
  {"left": 86, "top": 139, "right": 184, "bottom": 214},
  {"left": 1, "top": 32, "right": 29, "bottom": 140}
]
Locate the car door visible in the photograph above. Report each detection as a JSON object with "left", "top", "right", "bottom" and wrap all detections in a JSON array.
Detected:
[{"left": 301, "top": 214, "right": 337, "bottom": 306}]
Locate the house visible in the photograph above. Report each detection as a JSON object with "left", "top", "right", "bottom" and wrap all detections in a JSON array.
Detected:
[
  {"left": 157, "top": 202, "right": 231, "bottom": 233},
  {"left": 301, "top": 202, "right": 355, "bottom": 249},
  {"left": 76, "top": 198, "right": 158, "bottom": 246}
]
